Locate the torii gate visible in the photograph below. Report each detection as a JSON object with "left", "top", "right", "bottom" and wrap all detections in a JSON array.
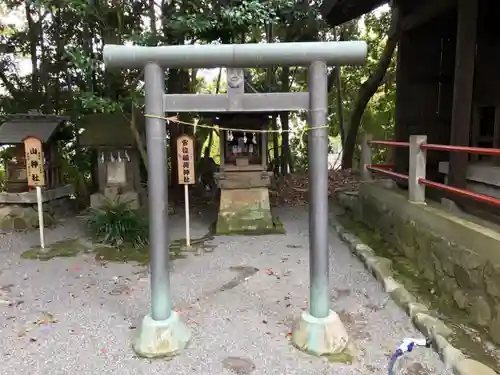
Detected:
[{"left": 103, "top": 41, "right": 367, "bottom": 358}]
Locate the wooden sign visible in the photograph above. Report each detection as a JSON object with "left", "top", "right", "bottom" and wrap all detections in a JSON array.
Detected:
[
  {"left": 177, "top": 134, "right": 195, "bottom": 185},
  {"left": 23, "top": 136, "right": 45, "bottom": 187}
]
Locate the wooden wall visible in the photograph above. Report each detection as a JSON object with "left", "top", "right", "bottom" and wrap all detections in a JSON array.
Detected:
[
  {"left": 393, "top": 0, "right": 500, "bottom": 213},
  {"left": 394, "top": 9, "right": 456, "bottom": 183},
  {"left": 471, "top": 0, "right": 500, "bottom": 161},
  {"left": 474, "top": 0, "right": 500, "bottom": 106},
  {"left": 394, "top": 0, "right": 499, "bottom": 171}
]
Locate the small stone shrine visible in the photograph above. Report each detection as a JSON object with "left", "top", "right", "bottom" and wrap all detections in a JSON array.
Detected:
[
  {"left": 214, "top": 113, "right": 274, "bottom": 234},
  {"left": 0, "top": 111, "right": 73, "bottom": 230},
  {"left": 159, "top": 65, "right": 304, "bottom": 233},
  {"left": 78, "top": 113, "right": 144, "bottom": 209}
]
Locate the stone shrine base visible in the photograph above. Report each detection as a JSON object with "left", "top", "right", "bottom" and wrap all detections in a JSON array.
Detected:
[
  {"left": 0, "top": 205, "right": 55, "bottom": 230},
  {"left": 215, "top": 187, "right": 277, "bottom": 235},
  {"left": 0, "top": 185, "right": 75, "bottom": 230}
]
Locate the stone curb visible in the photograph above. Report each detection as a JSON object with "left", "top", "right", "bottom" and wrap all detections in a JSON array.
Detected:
[{"left": 330, "top": 217, "right": 499, "bottom": 375}]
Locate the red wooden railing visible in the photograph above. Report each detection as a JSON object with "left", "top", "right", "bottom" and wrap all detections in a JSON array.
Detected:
[{"left": 363, "top": 136, "right": 500, "bottom": 207}]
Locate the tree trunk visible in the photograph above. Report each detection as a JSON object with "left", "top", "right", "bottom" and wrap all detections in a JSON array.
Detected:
[
  {"left": 148, "top": 0, "right": 157, "bottom": 45},
  {"left": 203, "top": 68, "right": 222, "bottom": 159},
  {"left": 204, "top": 130, "right": 214, "bottom": 158},
  {"left": 167, "top": 68, "right": 182, "bottom": 186},
  {"left": 280, "top": 67, "right": 291, "bottom": 175},
  {"left": 54, "top": 9, "right": 65, "bottom": 113},
  {"left": 280, "top": 111, "right": 293, "bottom": 174},
  {"left": 101, "top": 3, "right": 124, "bottom": 100},
  {"left": 161, "top": 0, "right": 183, "bottom": 187},
  {"left": 0, "top": 72, "right": 22, "bottom": 101},
  {"left": 341, "top": 8, "right": 399, "bottom": 169},
  {"left": 130, "top": 106, "right": 149, "bottom": 170},
  {"left": 25, "top": 3, "right": 39, "bottom": 106},
  {"left": 271, "top": 115, "right": 280, "bottom": 175}
]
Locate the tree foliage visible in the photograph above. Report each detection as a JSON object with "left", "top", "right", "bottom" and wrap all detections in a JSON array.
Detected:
[{"left": 0, "top": 0, "right": 396, "bottom": 195}]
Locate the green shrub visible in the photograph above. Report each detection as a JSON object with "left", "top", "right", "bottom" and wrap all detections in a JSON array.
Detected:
[{"left": 86, "top": 199, "right": 148, "bottom": 249}]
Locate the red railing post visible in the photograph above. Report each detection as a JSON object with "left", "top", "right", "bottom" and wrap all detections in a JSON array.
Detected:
[
  {"left": 361, "top": 134, "right": 373, "bottom": 181},
  {"left": 364, "top": 135, "right": 500, "bottom": 208},
  {"left": 409, "top": 135, "right": 427, "bottom": 203}
]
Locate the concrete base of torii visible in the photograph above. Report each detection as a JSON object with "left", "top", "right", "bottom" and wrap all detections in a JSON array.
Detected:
[
  {"left": 132, "top": 312, "right": 191, "bottom": 358},
  {"left": 291, "top": 310, "right": 350, "bottom": 356}
]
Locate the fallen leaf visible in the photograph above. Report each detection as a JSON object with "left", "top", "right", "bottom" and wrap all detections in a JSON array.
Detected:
[
  {"left": 270, "top": 169, "right": 361, "bottom": 207},
  {"left": 34, "top": 312, "right": 57, "bottom": 325},
  {"left": 17, "top": 328, "right": 27, "bottom": 337},
  {"left": 109, "top": 285, "right": 131, "bottom": 295}
]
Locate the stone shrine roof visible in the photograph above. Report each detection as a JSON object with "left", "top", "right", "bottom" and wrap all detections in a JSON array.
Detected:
[
  {"left": 78, "top": 113, "right": 145, "bottom": 148},
  {"left": 0, "top": 114, "right": 68, "bottom": 145}
]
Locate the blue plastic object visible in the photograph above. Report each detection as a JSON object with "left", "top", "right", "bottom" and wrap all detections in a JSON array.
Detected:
[{"left": 388, "top": 337, "right": 431, "bottom": 375}]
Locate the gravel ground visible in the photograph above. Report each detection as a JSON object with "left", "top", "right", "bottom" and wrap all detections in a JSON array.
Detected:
[{"left": 0, "top": 207, "right": 453, "bottom": 375}]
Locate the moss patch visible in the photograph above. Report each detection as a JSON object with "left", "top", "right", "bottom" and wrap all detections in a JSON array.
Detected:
[
  {"left": 169, "top": 232, "right": 215, "bottom": 252},
  {"left": 291, "top": 340, "right": 356, "bottom": 364},
  {"left": 94, "top": 245, "right": 151, "bottom": 264},
  {"left": 21, "top": 232, "right": 217, "bottom": 265},
  {"left": 21, "top": 239, "right": 88, "bottom": 261},
  {"left": 323, "top": 349, "right": 355, "bottom": 364},
  {"left": 95, "top": 232, "right": 216, "bottom": 264},
  {"left": 337, "top": 215, "right": 440, "bottom": 304},
  {"left": 214, "top": 215, "right": 286, "bottom": 236}
]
